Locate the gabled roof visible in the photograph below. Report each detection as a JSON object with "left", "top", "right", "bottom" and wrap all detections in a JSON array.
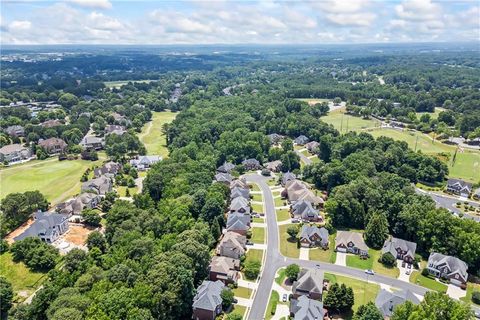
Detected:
[
  {"left": 14, "top": 211, "right": 68, "bottom": 241},
  {"left": 215, "top": 172, "right": 233, "bottom": 183},
  {"left": 230, "top": 196, "right": 250, "bottom": 212},
  {"left": 226, "top": 212, "right": 250, "bottom": 230},
  {"left": 267, "top": 133, "right": 284, "bottom": 144},
  {"left": 447, "top": 178, "right": 472, "bottom": 193},
  {"left": 428, "top": 252, "right": 468, "bottom": 280},
  {"left": 305, "top": 141, "right": 320, "bottom": 151},
  {"left": 265, "top": 160, "right": 282, "bottom": 171},
  {"left": 230, "top": 179, "right": 249, "bottom": 190},
  {"left": 281, "top": 172, "right": 296, "bottom": 186},
  {"left": 94, "top": 161, "right": 122, "bottom": 178},
  {"left": 230, "top": 187, "right": 250, "bottom": 199},
  {"left": 80, "top": 136, "right": 104, "bottom": 145},
  {"left": 192, "top": 280, "right": 225, "bottom": 311},
  {"left": 130, "top": 155, "right": 161, "bottom": 166},
  {"left": 335, "top": 231, "right": 368, "bottom": 251},
  {"left": 290, "top": 296, "right": 324, "bottom": 320},
  {"left": 299, "top": 225, "right": 328, "bottom": 245},
  {"left": 38, "top": 137, "right": 67, "bottom": 149},
  {"left": 0, "top": 144, "right": 28, "bottom": 154},
  {"left": 294, "top": 135, "right": 309, "bottom": 145},
  {"left": 292, "top": 268, "right": 324, "bottom": 297},
  {"left": 375, "top": 289, "right": 420, "bottom": 317},
  {"left": 382, "top": 236, "right": 417, "bottom": 258},
  {"left": 209, "top": 256, "right": 240, "bottom": 274},
  {"left": 216, "top": 232, "right": 246, "bottom": 257},
  {"left": 217, "top": 161, "right": 235, "bottom": 173},
  {"left": 292, "top": 200, "right": 319, "bottom": 220}
]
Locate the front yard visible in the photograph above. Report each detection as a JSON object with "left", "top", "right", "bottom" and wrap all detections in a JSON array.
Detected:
[
  {"left": 346, "top": 250, "right": 374, "bottom": 270},
  {"left": 250, "top": 183, "right": 261, "bottom": 192},
  {"left": 274, "top": 197, "right": 286, "bottom": 207},
  {"left": 276, "top": 209, "right": 290, "bottom": 222},
  {"left": 278, "top": 224, "right": 300, "bottom": 258},
  {"left": 225, "top": 304, "right": 246, "bottom": 319},
  {"left": 245, "top": 249, "right": 263, "bottom": 264},
  {"left": 409, "top": 270, "right": 447, "bottom": 292},
  {"left": 324, "top": 273, "right": 380, "bottom": 312},
  {"left": 233, "top": 286, "right": 252, "bottom": 299},
  {"left": 309, "top": 234, "right": 336, "bottom": 263},
  {"left": 251, "top": 203, "right": 264, "bottom": 213},
  {"left": 460, "top": 282, "right": 480, "bottom": 306},
  {"left": 251, "top": 193, "right": 263, "bottom": 202},
  {"left": 370, "top": 250, "right": 400, "bottom": 278},
  {"left": 251, "top": 227, "right": 265, "bottom": 244}
]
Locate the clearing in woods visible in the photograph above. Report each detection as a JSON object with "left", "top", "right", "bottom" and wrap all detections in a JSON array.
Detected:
[{"left": 139, "top": 111, "right": 178, "bottom": 158}]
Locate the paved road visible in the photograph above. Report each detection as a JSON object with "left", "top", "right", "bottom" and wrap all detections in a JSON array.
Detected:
[
  {"left": 245, "top": 174, "right": 479, "bottom": 319},
  {"left": 416, "top": 188, "right": 480, "bottom": 222},
  {"left": 295, "top": 150, "right": 312, "bottom": 166}
]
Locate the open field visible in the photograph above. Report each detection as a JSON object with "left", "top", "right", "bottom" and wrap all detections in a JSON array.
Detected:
[
  {"left": 103, "top": 79, "right": 154, "bottom": 89},
  {"left": 278, "top": 224, "right": 300, "bottom": 258},
  {"left": 325, "top": 273, "right": 380, "bottom": 312},
  {"left": 416, "top": 107, "right": 445, "bottom": 120},
  {"left": 321, "top": 107, "right": 381, "bottom": 133},
  {"left": 138, "top": 111, "right": 178, "bottom": 157},
  {"left": 0, "top": 252, "right": 46, "bottom": 300},
  {"left": 0, "top": 155, "right": 105, "bottom": 205},
  {"left": 297, "top": 98, "right": 331, "bottom": 105}
]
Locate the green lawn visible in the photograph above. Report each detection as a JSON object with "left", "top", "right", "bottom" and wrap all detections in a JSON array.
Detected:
[
  {"left": 0, "top": 155, "right": 105, "bottom": 204},
  {"left": 309, "top": 234, "right": 336, "bottom": 263},
  {"left": 409, "top": 270, "right": 447, "bottom": 292},
  {"left": 116, "top": 186, "right": 138, "bottom": 197},
  {"left": 251, "top": 193, "right": 263, "bottom": 202},
  {"left": 267, "top": 178, "right": 278, "bottom": 186},
  {"left": 346, "top": 250, "right": 374, "bottom": 271},
  {"left": 252, "top": 203, "right": 264, "bottom": 213},
  {"left": 275, "top": 268, "right": 286, "bottom": 286},
  {"left": 266, "top": 290, "right": 280, "bottom": 320},
  {"left": 250, "top": 184, "right": 261, "bottom": 192},
  {"left": 103, "top": 79, "right": 154, "bottom": 89},
  {"left": 309, "top": 156, "right": 321, "bottom": 164},
  {"left": 245, "top": 249, "right": 263, "bottom": 264},
  {"left": 276, "top": 209, "right": 291, "bottom": 222},
  {"left": 321, "top": 107, "right": 381, "bottom": 133},
  {"left": 252, "top": 217, "right": 265, "bottom": 223},
  {"left": 138, "top": 111, "right": 177, "bottom": 158},
  {"left": 0, "top": 253, "right": 46, "bottom": 301},
  {"left": 233, "top": 286, "right": 252, "bottom": 299},
  {"left": 416, "top": 107, "right": 444, "bottom": 120},
  {"left": 325, "top": 273, "right": 380, "bottom": 312},
  {"left": 278, "top": 224, "right": 300, "bottom": 258},
  {"left": 227, "top": 304, "right": 246, "bottom": 319},
  {"left": 251, "top": 227, "right": 265, "bottom": 244},
  {"left": 370, "top": 250, "right": 400, "bottom": 278},
  {"left": 297, "top": 98, "right": 331, "bottom": 105},
  {"left": 460, "top": 283, "right": 480, "bottom": 306},
  {"left": 274, "top": 197, "right": 286, "bottom": 207}
]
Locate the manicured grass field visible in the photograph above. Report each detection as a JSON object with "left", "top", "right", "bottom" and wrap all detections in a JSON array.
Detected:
[
  {"left": 0, "top": 253, "right": 46, "bottom": 300},
  {"left": 0, "top": 155, "right": 105, "bottom": 204},
  {"left": 416, "top": 107, "right": 444, "bottom": 120},
  {"left": 321, "top": 107, "right": 381, "bottom": 133},
  {"left": 252, "top": 203, "right": 264, "bottom": 213},
  {"left": 265, "top": 290, "right": 280, "bottom": 320},
  {"left": 460, "top": 282, "right": 480, "bottom": 306},
  {"left": 267, "top": 178, "right": 278, "bottom": 186},
  {"left": 251, "top": 193, "right": 263, "bottom": 202},
  {"left": 370, "top": 250, "right": 400, "bottom": 278},
  {"left": 297, "top": 98, "right": 331, "bottom": 105},
  {"left": 116, "top": 186, "right": 138, "bottom": 197},
  {"left": 103, "top": 79, "right": 154, "bottom": 89},
  {"left": 324, "top": 273, "right": 380, "bottom": 312},
  {"left": 138, "top": 111, "right": 177, "bottom": 158},
  {"left": 233, "top": 286, "right": 252, "bottom": 299},
  {"left": 245, "top": 249, "right": 264, "bottom": 264},
  {"left": 309, "top": 234, "right": 336, "bottom": 263},
  {"left": 228, "top": 304, "right": 246, "bottom": 319},
  {"left": 251, "top": 227, "right": 265, "bottom": 244},
  {"left": 274, "top": 197, "right": 286, "bottom": 207},
  {"left": 409, "top": 270, "right": 447, "bottom": 292},
  {"left": 276, "top": 209, "right": 291, "bottom": 222},
  {"left": 278, "top": 224, "right": 300, "bottom": 258},
  {"left": 252, "top": 217, "right": 265, "bottom": 223}
]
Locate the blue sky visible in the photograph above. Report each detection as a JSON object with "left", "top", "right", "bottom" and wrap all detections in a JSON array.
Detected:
[{"left": 1, "top": 0, "right": 479, "bottom": 44}]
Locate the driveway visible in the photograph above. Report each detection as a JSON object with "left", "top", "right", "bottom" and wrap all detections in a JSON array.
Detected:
[
  {"left": 335, "top": 252, "right": 347, "bottom": 266},
  {"left": 299, "top": 247, "right": 310, "bottom": 260},
  {"left": 446, "top": 284, "right": 467, "bottom": 300},
  {"left": 397, "top": 260, "right": 411, "bottom": 282}
]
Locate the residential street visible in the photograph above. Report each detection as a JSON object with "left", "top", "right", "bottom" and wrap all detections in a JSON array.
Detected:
[{"left": 244, "top": 173, "right": 480, "bottom": 320}]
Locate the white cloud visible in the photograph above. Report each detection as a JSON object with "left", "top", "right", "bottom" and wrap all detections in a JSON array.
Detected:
[
  {"left": 8, "top": 20, "right": 31, "bottom": 31},
  {"left": 70, "top": 0, "right": 112, "bottom": 10},
  {"left": 326, "top": 12, "right": 376, "bottom": 27},
  {"left": 395, "top": 0, "right": 441, "bottom": 21},
  {"left": 314, "top": 0, "right": 371, "bottom": 14}
]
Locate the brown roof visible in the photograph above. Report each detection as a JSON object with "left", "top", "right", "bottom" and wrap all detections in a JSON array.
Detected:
[{"left": 0, "top": 143, "right": 26, "bottom": 154}]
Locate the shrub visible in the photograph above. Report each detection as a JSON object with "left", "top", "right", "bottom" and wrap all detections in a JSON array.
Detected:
[
  {"left": 472, "top": 291, "right": 480, "bottom": 304},
  {"left": 379, "top": 252, "right": 396, "bottom": 267},
  {"left": 244, "top": 260, "right": 261, "bottom": 280},
  {"left": 421, "top": 268, "right": 430, "bottom": 277},
  {"left": 0, "top": 239, "right": 9, "bottom": 254},
  {"left": 270, "top": 299, "right": 278, "bottom": 315}
]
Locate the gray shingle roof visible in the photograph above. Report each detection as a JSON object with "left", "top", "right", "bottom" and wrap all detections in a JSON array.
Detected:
[
  {"left": 226, "top": 212, "right": 250, "bottom": 231},
  {"left": 281, "top": 172, "right": 296, "bottom": 186},
  {"left": 335, "top": 231, "right": 369, "bottom": 251},
  {"left": 292, "top": 200, "right": 320, "bottom": 220},
  {"left": 447, "top": 178, "right": 472, "bottom": 194},
  {"left": 217, "top": 161, "right": 235, "bottom": 173},
  {"left": 299, "top": 225, "right": 329, "bottom": 246},
  {"left": 14, "top": 211, "right": 68, "bottom": 241},
  {"left": 294, "top": 135, "right": 309, "bottom": 145},
  {"left": 292, "top": 268, "right": 324, "bottom": 297},
  {"left": 290, "top": 295, "right": 324, "bottom": 320},
  {"left": 215, "top": 172, "right": 233, "bottom": 183},
  {"left": 193, "top": 280, "right": 225, "bottom": 311},
  {"left": 382, "top": 236, "right": 417, "bottom": 259},
  {"left": 230, "top": 187, "right": 250, "bottom": 199},
  {"left": 375, "top": 289, "right": 420, "bottom": 317},
  {"left": 427, "top": 252, "right": 468, "bottom": 281}
]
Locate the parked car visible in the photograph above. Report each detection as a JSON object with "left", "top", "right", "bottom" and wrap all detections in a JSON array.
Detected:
[
  {"left": 246, "top": 241, "right": 254, "bottom": 246},
  {"left": 407, "top": 264, "right": 412, "bottom": 269},
  {"left": 365, "top": 269, "right": 375, "bottom": 275},
  {"left": 282, "top": 294, "right": 288, "bottom": 302},
  {"left": 402, "top": 261, "right": 406, "bottom": 268},
  {"left": 291, "top": 218, "right": 299, "bottom": 223},
  {"left": 406, "top": 269, "right": 411, "bottom": 275}
]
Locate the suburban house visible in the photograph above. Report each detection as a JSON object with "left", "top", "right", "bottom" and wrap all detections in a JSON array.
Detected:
[
  {"left": 111, "top": 112, "right": 130, "bottom": 125},
  {"left": 375, "top": 289, "right": 420, "bottom": 318},
  {"left": 40, "top": 119, "right": 63, "bottom": 128},
  {"left": 242, "top": 158, "right": 262, "bottom": 171},
  {"left": 335, "top": 231, "right": 369, "bottom": 256},
  {"left": 129, "top": 155, "right": 161, "bottom": 170},
  {"left": 382, "top": 237, "right": 417, "bottom": 264},
  {"left": 94, "top": 161, "right": 122, "bottom": 178},
  {"left": 281, "top": 172, "right": 296, "bottom": 186},
  {"left": 282, "top": 180, "right": 324, "bottom": 207},
  {"left": 292, "top": 268, "right": 325, "bottom": 300},
  {"left": 473, "top": 188, "right": 480, "bottom": 201},
  {"left": 299, "top": 225, "right": 329, "bottom": 248},
  {"left": 192, "top": 280, "right": 225, "bottom": 320},
  {"left": 56, "top": 193, "right": 102, "bottom": 216},
  {"left": 305, "top": 141, "right": 320, "bottom": 154},
  {"left": 229, "top": 196, "right": 250, "bottom": 214},
  {"left": 214, "top": 172, "right": 233, "bottom": 184},
  {"left": 264, "top": 160, "right": 282, "bottom": 172},
  {"left": 426, "top": 252, "right": 468, "bottom": 286},
  {"left": 267, "top": 133, "right": 284, "bottom": 145},
  {"left": 208, "top": 256, "right": 240, "bottom": 284},
  {"left": 4, "top": 125, "right": 25, "bottom": 137},
  {"left": 446, "top": 178, "right": 473, "bottom": 198},
  {"left": 230, "top": 186, "right": 250, "bottom": 200},
  {"left": 14, "top": 211, "right": 69, "bottom": 243},
  {"left": 80, "top": 136, "right": 105, "bottom": 150},
  {"left": 294, "top": 135, "right": 309, "bottom": 145},
  {"left": 0, "top": 144, "right": 32, "bottom": 163},
  {"left": 226, "top": 212, "right": 250, "bottom": 235},
  {"left": 215, "top": 231, "right": 247, "bottom": 259},
  {"left": 38, "top": 137, "right": 68, "bottom": 154},
  {"left": 292, "top": 200, "right": 322, "bottom": 222},
  {"left": 290, "top": 295, "right": 325, "bottom": 320},
  {"left": 230, "top": 178, "right": 249, "bottom": 190},
  {"left": 105, "top": 124, "right": 126, "bottom": 136},
  {"left": 217, "top": 161, "right": 235, "bottom": 174},
  {"left": 81, "top": 176, "right": 113, "bottom": 195}
]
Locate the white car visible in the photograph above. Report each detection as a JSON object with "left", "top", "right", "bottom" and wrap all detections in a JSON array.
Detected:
[
  {"left": 406, "top": 269, "right": 411, "bottom": 275},
  {"left": 282, "top": 294, "right": 288, "bottom": 302},
  {"left": 365, "top": 269, "right": 375, "bottom": 275}
]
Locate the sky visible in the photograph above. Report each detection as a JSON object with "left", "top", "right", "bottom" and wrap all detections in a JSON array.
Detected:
[{"left": 1, "top": 0, "right": 479, "bottom": 45}]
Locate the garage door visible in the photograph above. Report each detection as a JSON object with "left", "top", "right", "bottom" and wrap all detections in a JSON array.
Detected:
[
  {"left": 337, "top": 247, "right": 347, "bottom": 253},
  {"left": 450, "top": 279, "right": 462, "bottom": 287}
]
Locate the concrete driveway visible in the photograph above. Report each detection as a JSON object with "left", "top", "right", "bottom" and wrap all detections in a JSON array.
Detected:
[
  {"left": 335, "top": 252, "right": 347, "bottom": 266},
  {"left": 447, "top": 284, "right": 467, "bottom": 300},
  {"left": 397, "top": 260, "right": 411, "bottom": 282},
  {"left": 299, "top": 247, "right": 310, "bottom": 260}
]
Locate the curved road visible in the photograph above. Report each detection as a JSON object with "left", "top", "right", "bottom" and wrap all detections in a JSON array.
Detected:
[{"left": 244, "top": 174, "right": 478, "bottom": 320}]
